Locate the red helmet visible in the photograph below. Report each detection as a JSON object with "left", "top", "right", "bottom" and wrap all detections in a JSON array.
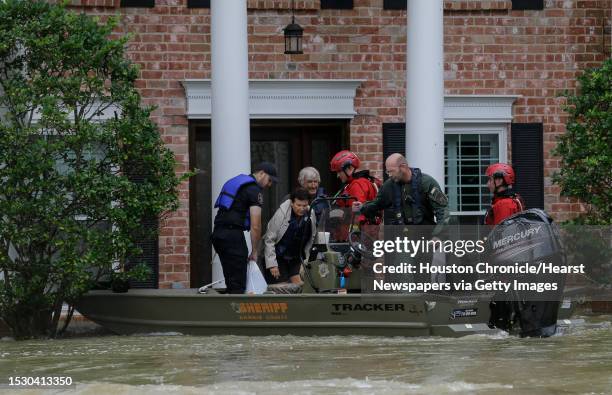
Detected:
[
  {"left": 486, "top": 163, "right": 515, "bottom": 186},
  {"left": 330, "top": 150, "right": 360, "bottom": 172}
]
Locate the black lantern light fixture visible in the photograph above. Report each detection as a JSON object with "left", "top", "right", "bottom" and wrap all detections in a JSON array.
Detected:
[{"left": 284, "top": 0, "right": 303, "bottom": 54}]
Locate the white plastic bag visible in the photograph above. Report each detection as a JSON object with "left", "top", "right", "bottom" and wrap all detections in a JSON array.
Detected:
[{"left": 246, "top": 260, "right": 267, "bottom": 294}]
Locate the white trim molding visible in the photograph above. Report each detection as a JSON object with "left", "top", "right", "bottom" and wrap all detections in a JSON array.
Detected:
[
  {"left": 444, "top": 95, "right": 521, "bottom": 124},
  {"left": 183, "top": 81, "right": 519, "bottom": 123},
  {"left": 182, "top": 79, "right": 365, "bottom": 119}
]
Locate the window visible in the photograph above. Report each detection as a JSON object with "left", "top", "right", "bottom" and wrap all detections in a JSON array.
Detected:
[
  {"left": 320, "top": 0, "right": 354, "bottom": 10},
  {"left": 384, "top": 0, "right": 545, "bottom": 11},
  {"left": 187, "top": 0, "right": 210, "bottom": 7},
  {"left": 49, "top": 129, "right": 159, "bottom": 288},
  {"left": 120, "top": 0, "right": 155, "bottom": 7},
  {"left": 383, "top": 0, "right": 406, "bottom": 10},
  {"left": 445, "top": 127, "right": 505, "bottom": 219},
  {"left": 511, "top": 0, "right": 544, "bottom": 10}
]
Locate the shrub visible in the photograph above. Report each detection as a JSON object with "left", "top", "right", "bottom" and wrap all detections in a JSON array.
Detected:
[{"left": 0, "top": 0, "right": 185, "bottom": 338}]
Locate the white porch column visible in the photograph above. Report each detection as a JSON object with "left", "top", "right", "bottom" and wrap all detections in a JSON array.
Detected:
[
  {"left": 211, "top": 0, "right": 250, "bottom": 285},
  {"left": 406, "top": 0, "right": 445, "bottom": 188}
]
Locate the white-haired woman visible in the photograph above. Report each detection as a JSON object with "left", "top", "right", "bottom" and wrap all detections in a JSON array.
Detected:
[{"left": 297, "top": 166, "right": 328, "bottom": 221}]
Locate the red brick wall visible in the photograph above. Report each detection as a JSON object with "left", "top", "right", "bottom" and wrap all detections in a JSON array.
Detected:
[{"left": 68, "top": 0, "right": 611, "bottom": 286}]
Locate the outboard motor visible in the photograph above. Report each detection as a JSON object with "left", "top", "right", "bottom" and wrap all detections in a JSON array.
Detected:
[{"left": 486, "top": 209, "right": 565, "bottom": 337}]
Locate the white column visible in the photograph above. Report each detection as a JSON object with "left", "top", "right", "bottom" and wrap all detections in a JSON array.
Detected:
[
  {"left": 406, "top": 0, "right": 445, "bottom": 189},
  {"left": 211, "top": 0, "right": 251, "bottom": 286}
]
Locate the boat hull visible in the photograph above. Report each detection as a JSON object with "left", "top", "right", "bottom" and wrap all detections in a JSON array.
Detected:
[{"left": 76, "top": 289, "right": 503, "bottom": 337}]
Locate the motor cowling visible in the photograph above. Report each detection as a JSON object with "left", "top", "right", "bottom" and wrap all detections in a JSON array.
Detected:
[{"left": 486, "top": 209, "right": 565, "bottom": 337}]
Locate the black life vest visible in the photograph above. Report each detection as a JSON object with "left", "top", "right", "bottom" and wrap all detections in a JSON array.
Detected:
[
  {"left": 391, "top": 167, "right": 422, "bottom": 225},
  {"left": 214, "top": 174, "right": 256, "bottom": 230}
]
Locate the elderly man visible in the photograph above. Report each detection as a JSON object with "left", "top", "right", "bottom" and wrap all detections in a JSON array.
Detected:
[{"left": 356, "top": 153, "right": 449, "bottom": 235}]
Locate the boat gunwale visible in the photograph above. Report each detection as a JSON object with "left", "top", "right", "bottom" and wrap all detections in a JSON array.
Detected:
[{"left": 82, "top": 289, "right": 496, "bottom": 301}]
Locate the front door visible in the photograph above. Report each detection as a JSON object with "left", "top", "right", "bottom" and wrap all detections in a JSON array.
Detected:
[{"left": 190, "top": 120, "right": 347, "bottom": 287}]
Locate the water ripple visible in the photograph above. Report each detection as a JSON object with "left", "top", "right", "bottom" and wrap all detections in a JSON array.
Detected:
[{"left": 0, "top": 318, "right": 610, "bottom": 394}]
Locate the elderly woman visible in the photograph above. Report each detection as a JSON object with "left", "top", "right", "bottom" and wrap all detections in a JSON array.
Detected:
[
  {"left": 263, "top": 187, "right": 317, "bottom": 284},
  {"left": 296, "top": 166, "right": 328, "bottom": 221}
]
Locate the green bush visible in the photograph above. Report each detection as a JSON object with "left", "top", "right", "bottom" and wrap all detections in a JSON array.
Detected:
[
  {"left": 553, "top": 58, "right": 612, "bottom": 225},
  {"left": 0, "top": 1, "right": 185, "bottom": 338}
]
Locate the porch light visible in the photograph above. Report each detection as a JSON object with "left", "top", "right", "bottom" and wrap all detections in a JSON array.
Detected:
[{"left": 284, "top": 0, "right": 303, "bottom": 55}]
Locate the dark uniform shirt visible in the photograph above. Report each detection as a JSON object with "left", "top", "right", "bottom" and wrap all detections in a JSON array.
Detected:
[
  {"left": 360, "top": 172, "right": 449, "bottom": 236},
  {"left": 214, "top": 175, "right": 263, "bottom": 228}
]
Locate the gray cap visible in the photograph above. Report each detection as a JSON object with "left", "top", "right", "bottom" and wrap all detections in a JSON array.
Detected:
[{"left": 254, "top": 162, "right": 279, "bottom": 183}]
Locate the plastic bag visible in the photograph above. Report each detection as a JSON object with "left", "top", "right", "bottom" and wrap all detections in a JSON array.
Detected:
[{"left": 246, "top": 260, "right": 267, "bottom": 294}]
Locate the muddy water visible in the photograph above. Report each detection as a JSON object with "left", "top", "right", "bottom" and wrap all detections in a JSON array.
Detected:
[{"left": 0, "top": 317, "right": 611, "bottom": 394}]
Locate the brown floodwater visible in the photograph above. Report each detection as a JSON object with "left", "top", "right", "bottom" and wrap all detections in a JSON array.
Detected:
[{"left": 0, "top": 316, "right": 610, "bottom": 394}]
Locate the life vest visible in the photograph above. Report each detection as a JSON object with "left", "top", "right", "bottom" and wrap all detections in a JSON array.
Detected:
[
  {"left": 485, "top": 190, "right": 525, "bottom": 225},
  {"left": 214, "top": 174, "right": 257, "bottom": 230},
  {"left": 391, "top": 167, "right": 422, "bottom": 225},
  {"left": 353, "top": 170, "right": 382, "bottom": 194},
  {"left": 335, "top": 170, "right": 380, "bottom": 206},
  {"left": 335, "top": 170, "right": 381, "bottom": 225}
]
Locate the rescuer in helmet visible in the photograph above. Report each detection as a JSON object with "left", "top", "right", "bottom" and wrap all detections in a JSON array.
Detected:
[
  {"left": 484, "top": 163, "right": 525, "bottom": 225},
  {"left": 485, "top": 162, "right": 528, "bottom": 333},
  {"left": 329, "top": 150, "right": 380, "bottom": 225}
]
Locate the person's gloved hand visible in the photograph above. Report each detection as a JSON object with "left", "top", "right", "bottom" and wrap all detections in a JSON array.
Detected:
[{"left": 360, "top": 203, "right": 377, "bottom": 221}]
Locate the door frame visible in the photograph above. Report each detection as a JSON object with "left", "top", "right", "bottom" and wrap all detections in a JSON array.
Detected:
[{"left": 189, "top": 119, "right": 349, "bottom": 287}]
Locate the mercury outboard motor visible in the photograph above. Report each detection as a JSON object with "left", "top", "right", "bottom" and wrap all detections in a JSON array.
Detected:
[{"left": 486, "top": 209, "right": 565, "bottom": 337}]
